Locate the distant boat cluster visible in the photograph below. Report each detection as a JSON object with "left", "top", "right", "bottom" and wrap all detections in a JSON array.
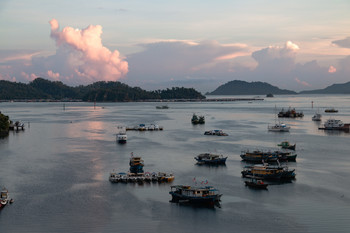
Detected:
[{"left": 108, "top": 103, "right": 349, "bottom": 208}]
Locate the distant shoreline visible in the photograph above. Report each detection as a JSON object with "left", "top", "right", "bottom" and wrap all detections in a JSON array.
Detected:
[{"left": 0, "top": 98, "right": 265, "bottom": 103}]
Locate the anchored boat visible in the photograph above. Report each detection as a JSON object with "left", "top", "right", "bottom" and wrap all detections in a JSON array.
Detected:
[
  {"left": 241, "top": 163, "right": 296, "bottom": 180},
  {"left": 277, "top": 141, "right": 296, "bottom": 150},
  {"left": 0, "top": 188, "right": 13, "bottom": 209},
  {"left": 169, "top": 185, "right": 222, "bottom": 207},
  {"left": 325, "top": 108, "right": 338, "bottom": 113},
  {"left": 278, "top": 107, "right": 304, "bottom": 118},
  {"left": 192, "top": 114, "right": 205, "bottom": 124},
  {"left": 195, "top": 153, "right": 227, "bottom": 165},
  {"left": 244, "top": 178, "right": 268, "bottom": 189}
]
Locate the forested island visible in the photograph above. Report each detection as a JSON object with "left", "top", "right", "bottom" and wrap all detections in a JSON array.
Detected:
[
  {"left": 207, "top": 80, "right": 350, "bottom": 95},
  {"left": 207, "top": 80, "right": 296, "bottom": 95},
  {"left": 299, "top": 81, "right": 350, "bottom": 94},
  {"left": 0, "top": 78, "right": 205, "bottom": 101}
]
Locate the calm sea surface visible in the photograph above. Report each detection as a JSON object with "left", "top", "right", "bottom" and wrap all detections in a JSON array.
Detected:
[{"left": 0, "top": 95, "right": 350, "bottom": 233}]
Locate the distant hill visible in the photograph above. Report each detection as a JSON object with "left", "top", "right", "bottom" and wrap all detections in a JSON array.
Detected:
[
  {"left": 299, "top": 81, "right": 350, "bottom": 94},
  {"left": 0, "top": 78, "right": 205, "bottom": 101},
  {"left": 207, "top": 80, "right": 296, "bottom": 95}
]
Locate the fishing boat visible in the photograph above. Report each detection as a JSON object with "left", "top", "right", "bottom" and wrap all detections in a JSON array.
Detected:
[
  {"left": 192, "top": 114, "right": 205, "bottom": 124},
  {"left": 278, "top": 107, "right": 304, "bottom": 118},
  {"left": 137, "top": 124, "right": 146, "bottom": 131},
  {"left": 158, "top": 172, "right": 175, "bottom": 182},
  {"left": 241, "top": 149, "right": 297, "bottom": 162},
  {"left": 156, "top": 105, "right": 169, "bottom": 109},
  {"left": 277, "top": 141, "right": 296, "bottom": 150},
  {"left": 169, "top": 185, "right": 222, "bottom": 207},
  {"left": 240, "top": 150, "right": 279, "bottom": 163},
  {"left": 116, "top": 126, "right": 127, "bottom": 143},
  {"left": 244, "top": 178, "right": 268, "bottom": 189},
  {"left": 191, "top": 114, "right": 199, "bottom": 124},
  {"left": 325, "top": 108, "right": 338, "bottom": 113},
  {"left": 198, "top": 116, "right": 205, "bottom": 124},
  {"left": 109, "top": 172, "right": 127, "bottom": 183},
  {"left": 268, "top": 123, "right": 290, "bottom": 132},
  {"left": 275, "top": 150, "right": 297, "bottom": 162},
  {"left": 204, "top": 130, "right": 228, "bottom": 136},
  {"left": 312, "top": 113, "right": 322, "bottom": 121},
  {"left": 241, "top": 163, "right": 296, "bottom": 180},
  {"left": 0, "top": 188, "right": 13, "bottom": 209},
  {"left": 268, "top": 106, "right": 290, "bottom": 132},
  {"left": 195, "top": 153, "right": 227, "bottom": 165},
  {"left": 117, "top": 133, "right": 127, "bottom": 143},
  {"left": 323, "top": 119, "right": 344, "bottom": 129},
  {"left": 129, "top": 156, "right": 144, "bottom": 175}
]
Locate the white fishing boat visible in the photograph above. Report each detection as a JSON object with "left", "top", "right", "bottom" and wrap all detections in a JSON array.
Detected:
[
  {"left": 0, "top": 188, "right": 13, "bottom": 209},
  {"left": 268, "top": 123, "right": 290, "bottom": 132},
  {"left": 268, "top": 105, "right": 290, "bottom": 132},
  {"left": 312, "top": 113, "right": 322, "bottom": 121},
  {"left": 323, "top": 119, "right": 344, "bottom": 129},
  {"left": 116, "top": 126, "right": 127, "bottom": 143}
]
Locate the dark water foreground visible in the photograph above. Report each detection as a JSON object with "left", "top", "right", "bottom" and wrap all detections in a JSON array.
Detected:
[{"left": 0, "top": 95, "right": 350, "bottom": 233}]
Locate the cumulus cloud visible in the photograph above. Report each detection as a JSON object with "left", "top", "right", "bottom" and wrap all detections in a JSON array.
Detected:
[
  {"left": 0, "top": 20, "right": 128, "bottom": 85},
  {"left": 124, "top": 39, "right": 348, "bottom": 92},
  {"left": 126, "top": 40, "right": 250, "bottom": 82},
  {"left": 48, "top": 19, "right": 128, "bottom": 83},
  {"left": 333, "top": 37, "right": 350, "bottom": 48}
]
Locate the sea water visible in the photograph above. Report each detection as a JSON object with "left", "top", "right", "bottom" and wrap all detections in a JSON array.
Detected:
[{"left": 0, "top": 95, "right": 349, "bottom": 233}]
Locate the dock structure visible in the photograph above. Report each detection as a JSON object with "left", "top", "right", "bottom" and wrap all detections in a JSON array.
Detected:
[
  {"left": 9, "top": 121, "right": 25, "bottom": 131},
  {"left": 141, "top": 98, "right": 264, "bottom": 102}
]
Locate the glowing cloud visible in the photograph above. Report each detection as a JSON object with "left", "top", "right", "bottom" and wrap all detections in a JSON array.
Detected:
[
  {"left": 47, "top": 70, "right": 60, "bottom": 80},
  {"left": 328, "top": 65, "right": 336, "bottom": 73},
  {"left": 49, "top": 19, "right": 128, "bottom": 83},
  {"left": 295, "top": 77, "right": 311, "bottom": 87}
]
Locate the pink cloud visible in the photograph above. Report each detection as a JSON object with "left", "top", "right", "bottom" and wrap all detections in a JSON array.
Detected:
[
  {"left": 49, "top": 19, "right": 128, "bottom": 82},
  {"left": 295, "top": 77, "right": 311, "bottom": 87},
  {"left": 328, "top": 65, "right": 336, "bottom": 73},
  {"left": 47, "top": 70, "right": 60, "bottom": 80}
]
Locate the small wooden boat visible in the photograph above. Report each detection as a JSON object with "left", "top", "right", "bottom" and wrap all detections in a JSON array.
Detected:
[
  {"left": 204, "top": 130, "right": 228, "bottom": 136},
  {"left": 312, "top": 113, "right": 322, "bottom": 121},
  {"left": 245, "top": 178, "right": 268, "bottom": 189},
  {"left": 277, "top": 141, "right": 296, "bottom": 150},
  {"left": 109, "top": 172, "right": 127, "bottom": 183},
  {"left": 325, "top": 108, "right": 338, "bottom": 113},
  {"left": 156, "top": 105, "right": 169, "bottom": 109},
  {"left": 158, "top": 172, "right": 175, "bottom": 182}
]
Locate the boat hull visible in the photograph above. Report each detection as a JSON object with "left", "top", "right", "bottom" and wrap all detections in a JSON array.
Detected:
[
  {"left": 195, "top": 157, "right": 227, "bottom": 165},
  {"left": 244, "top": 181, "right": 268, "bottom": 189},
  {"left": 169, "top": 192, "right": 222, "bottom": 205},
  {"left": 241, "top": 170, "right": 295, "bottom": 180}
]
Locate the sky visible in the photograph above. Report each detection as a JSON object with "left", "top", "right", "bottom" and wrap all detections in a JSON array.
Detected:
[{"left": 1, "top": 0, "right": 350, "bottom": 93}]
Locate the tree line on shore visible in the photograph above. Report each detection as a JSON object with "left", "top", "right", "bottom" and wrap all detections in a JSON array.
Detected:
[
  {"left": 0, "top": 78, "right": 205, "bottom": 101},
  {"left": 0, "top": 112, "right": 10, "bottom": 137}
]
